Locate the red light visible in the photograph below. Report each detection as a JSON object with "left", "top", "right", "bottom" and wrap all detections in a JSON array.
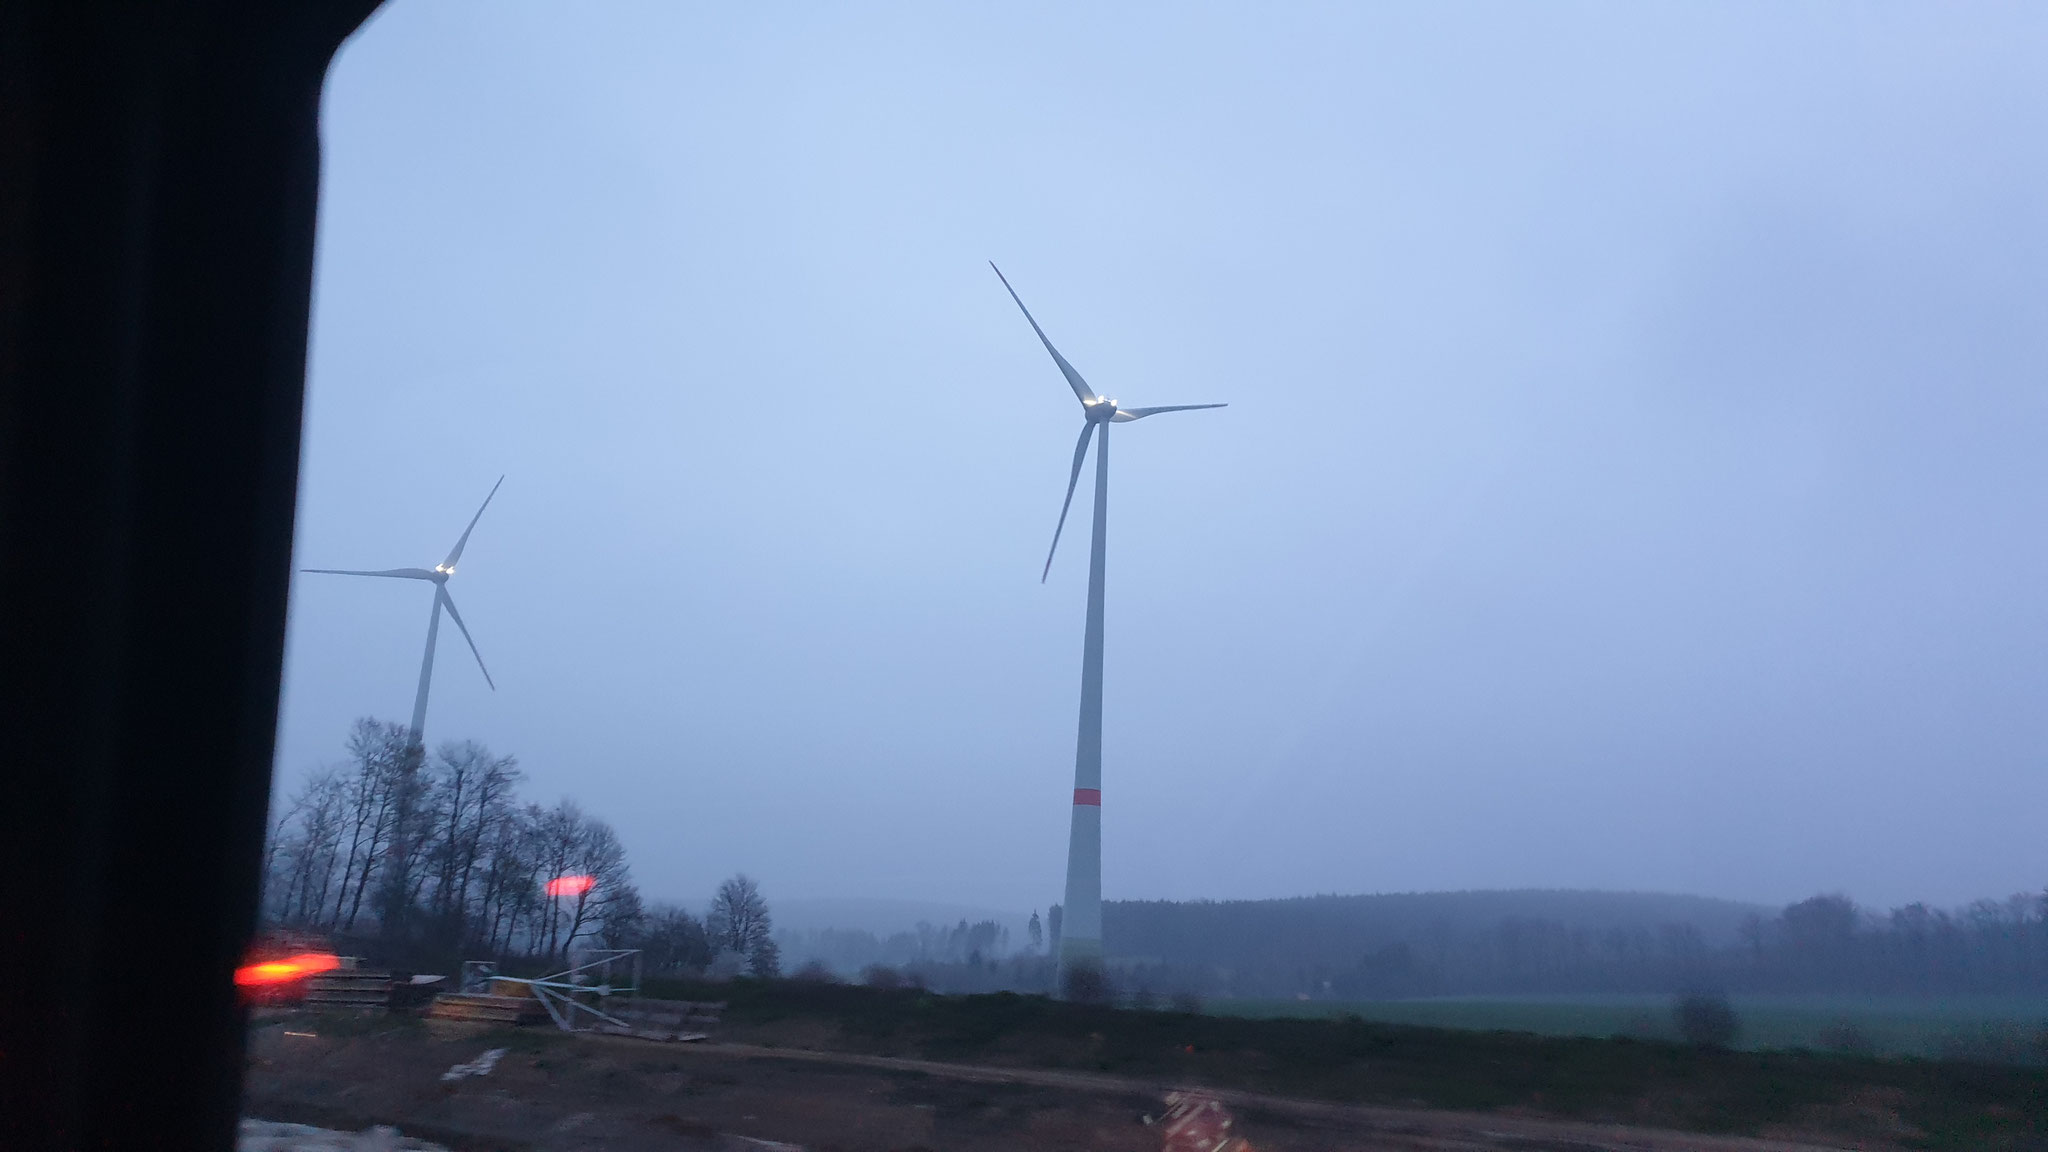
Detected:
[
  {"left": 546, "top": 874, "right": 595, "bottom": 897},
  {"left": 235, "top": 952, "right": 341, "bottom": 986}
]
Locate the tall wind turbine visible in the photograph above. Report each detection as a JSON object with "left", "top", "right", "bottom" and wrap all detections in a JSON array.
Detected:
[
  {"left": 991, "top": 264, "right": 1224, "bottom": 987},
  {"left": 302, "top": 476, "right": 503, "bottom": 750}
]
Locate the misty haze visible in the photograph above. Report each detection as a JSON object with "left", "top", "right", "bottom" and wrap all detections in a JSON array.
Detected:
[
  {"left": 240, "top": 3, "right": 2048, "bottom": 1147},
  {"left": 278, "top": 0, "right": 2045, "bottom": 930}
]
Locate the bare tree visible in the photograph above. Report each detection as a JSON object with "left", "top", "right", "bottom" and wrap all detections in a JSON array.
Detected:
[
  {"left": 270, "top": 769, "right": 346, "bottom": 926},
  {"left": 505, "top": 803, "right": 553, "bottom": 956},
  {"left": 365, "top": 733, "right": 451, "bottom": 943},
  {"left": 556, "top": 814, "right": 632, "bottom": 958},
  {"left": 533, "top": 799, "right": 586, "bottom": 959},
  {"left": 597, "top": 881, "right": 645, "bottom": 949},
  {"left": 517, "top": 800, "right": 638, "bottom": 961},
  {"left": 260, "top": 774, "right": 316, "bottom": 919},
  {"left": 477, "top": 802, "right": 544, "bottom": 956},
  {"left": 707, "top": 874, "right": 775, "bottom": 973},
  {"left": 631, "top": 904, "right": 711, "bottom": 972},
  {"left": 328, "top": 719, "right": 414, "bottom": 930},
  {"left": 414, "top": 740, "right": 521, "bottom": 942},
  {"left": 748, "top": 937, "right": 782, "bottom": 978},
  {"left": 449, "top": 745, "right": 520, "bottom": 926},
  {"left": 263, "top": 718, "right": 656, "bottom": 971}
]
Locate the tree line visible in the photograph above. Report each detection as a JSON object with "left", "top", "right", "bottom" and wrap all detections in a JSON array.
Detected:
[
  {"left": 260, "top": 717, "right": 782, "bottom": 977},
  {"left": 776, "top": 917, "right": 1010, "bottom": 975},
  {"left": 804, "top": 890, "right": 2048, "bottom": 1003},
  {"left": 806, "top": 889, "right": 2048, "bottom": 1003},
  {"left": 1093, "top": 889, "right": 2048, "bottom": 1000},
  {"left": 1727, "top": 892, "right": 2048, "bottom": 996},
  {"left": 261, "top": 718, "right": 638, "bottom": 965}
]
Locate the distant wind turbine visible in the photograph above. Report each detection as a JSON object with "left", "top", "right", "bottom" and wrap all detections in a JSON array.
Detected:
[
  {"left": 302, "top": 476, "right": 503, "bottom": 749},
  {"left": 991, "top": 264, "right": 1224, "bottom": 987}
]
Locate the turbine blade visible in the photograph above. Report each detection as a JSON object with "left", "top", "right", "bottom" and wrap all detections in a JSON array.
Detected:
[
  {"left": 436, "top": 586, "right": 495, "bottom": 691},
  {"left": 1042, "top": 422, "right": 1095, "bottom": 583},
  {"left": 441, "top": 474, "right": 504, "bottom": 571},
  {"left": 1109, "top": 403, "right": 1227, "bottom": 422},
  {"left": 300, "top": 567, "right": 439, "bottom": 580},
  {"left": 990, "top": 262, "right": 1098, "bottom": 406}
]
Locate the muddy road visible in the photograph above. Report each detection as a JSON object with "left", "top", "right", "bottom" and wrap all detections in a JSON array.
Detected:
[{"left": 243, "top": 1016, "right": 1879, "bottom": 1152}]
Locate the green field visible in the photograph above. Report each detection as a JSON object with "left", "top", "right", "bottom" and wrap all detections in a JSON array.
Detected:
[
  {"left": 1208, "top": 993, "right": 2048, "bottom": 1062},
  {"left": 631, "top": 977, "right": 2048, "bottom": 1148}
]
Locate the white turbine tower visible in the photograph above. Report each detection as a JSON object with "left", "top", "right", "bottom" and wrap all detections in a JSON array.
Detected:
[
  {"left": 302, "top": 476, "right": 502, "bottom": 750},
  {"left": 992, "top": 264, "right": 1224, "bottom": 988}
]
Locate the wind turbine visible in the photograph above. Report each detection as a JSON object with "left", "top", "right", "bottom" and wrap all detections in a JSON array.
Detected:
[
  {"left": 991, "top": 263, "right": 1224, "bottom": 987},
  {"left": 302, "top": 476, "right": 502, "bottom": 750}
]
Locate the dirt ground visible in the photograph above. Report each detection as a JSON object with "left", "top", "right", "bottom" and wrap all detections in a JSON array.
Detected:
[{"left": 242, "top": 1014, "right": 1877, "bottom": 1152}]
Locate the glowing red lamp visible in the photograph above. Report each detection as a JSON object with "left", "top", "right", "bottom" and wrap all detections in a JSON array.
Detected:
[
  {"left": 545, "top": 874, "right": 595, "bottom": 897},
  {"left": 234, "top": 951, "right": 341, "bottom": 986}
]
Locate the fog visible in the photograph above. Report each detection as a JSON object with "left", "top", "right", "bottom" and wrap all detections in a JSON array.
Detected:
[{"left": 275, "top": 2, "right": 2048, "bottom": 918}]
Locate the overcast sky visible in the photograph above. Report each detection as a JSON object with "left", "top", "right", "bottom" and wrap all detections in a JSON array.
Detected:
[{"left": 277, "top": 1, "right": 2048, "bottom": 918}]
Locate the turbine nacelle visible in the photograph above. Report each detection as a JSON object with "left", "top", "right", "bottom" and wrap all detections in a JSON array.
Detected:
[
  {"left": 990, "top": 263, "right": 1225, "bottom": 581},
  {"left": 300, "top": 474, "right": 505, "bottom": 710}
]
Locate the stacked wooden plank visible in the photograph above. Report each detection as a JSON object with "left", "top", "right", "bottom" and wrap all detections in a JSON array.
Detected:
[
  {"left": 426, "top": 992, "right": 548, "bottom": 1025},
  {"left": 486, "top": 977, "right": 536, "bottom": 999},
  {"left": 390, "top": 973, "right": 447, "bottom": 1010},
  {"left": 303, "top": 967, "right": 394, "bottom": 1010},
  {"left": 590, "top": 999, "right": 724, "bottom": 1042}
]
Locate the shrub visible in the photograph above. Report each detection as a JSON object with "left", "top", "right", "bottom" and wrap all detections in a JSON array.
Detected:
[
  {"left": 1673, "top": 993, "right": 1740, "bottom": 1048},
  {"left": 705, "top": 948, "right": 744, "bottom": 981},
  {"left": 1062, "top": 964, "right": 1112, "bottom": 1004},
  {"left": 1815, "top": 1021, "right": 1876, "bottom": 1056},
  {"left": 860, "top": 964, "right": 904, "bottom": 989},
  {"left": 1616, "top": 1011, "right": 1666, "bottom": 1041},
  {"left": 791, "top": 960, "right": 836, "bottom": 983},
  {"left": 1934, "top": 1022, "right": 2048, "bottom": 1066}
]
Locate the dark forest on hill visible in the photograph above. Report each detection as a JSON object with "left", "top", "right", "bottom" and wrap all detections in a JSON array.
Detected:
[
  {"left": 772, "top": 888, "right": 2048, "bottom": 1003},
  {"left": 1095, "top": 889, "right": 2048, "bottom": 1000}
]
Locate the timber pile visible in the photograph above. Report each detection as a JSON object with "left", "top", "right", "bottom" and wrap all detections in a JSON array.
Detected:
[
  {"left": 304, "top": 967, "right": 393, "bottom": 1010},
  {"left": 390, "top": 973, "right": 446, "bottom": 1010},
  {"left": 591, "top": 999, "right": 723, "bottom": 1042},
  {"left": 426, "top": 992, "right": 548, "bottom": 1025}
]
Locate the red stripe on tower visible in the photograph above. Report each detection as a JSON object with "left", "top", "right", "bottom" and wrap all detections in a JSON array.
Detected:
[{"left": 1073, "top": 788, "right": 1101, "bottom": 806}]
